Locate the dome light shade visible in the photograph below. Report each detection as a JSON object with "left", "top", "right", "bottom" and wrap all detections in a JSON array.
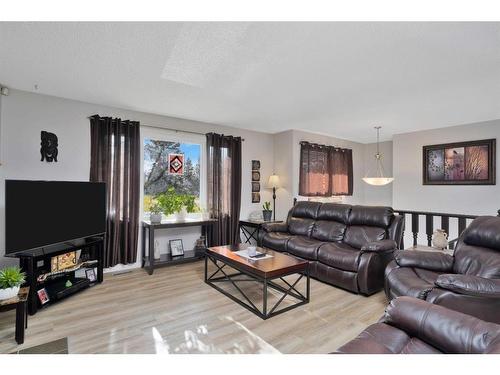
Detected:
[
  {"left": 362, "top": 177, "right": 394, "bottom": 186},
  {"left": 363, "top": 126, "right": 394, "bottom": 186}
]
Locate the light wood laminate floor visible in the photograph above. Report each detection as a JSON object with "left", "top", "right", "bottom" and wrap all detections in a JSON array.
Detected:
[{"left": 0, "top": 261, "right": 387, "bottom": 354}]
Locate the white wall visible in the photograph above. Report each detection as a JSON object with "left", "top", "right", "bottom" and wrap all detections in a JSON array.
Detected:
[
  {"left": 393, "top": 119, "right": 500, "bottom": 215},
  {"left": 393, "top": 119, "right": 500, "bottom": 246},
  {"left": 0, "top": 89, "right": 275, "bottom": 268}
]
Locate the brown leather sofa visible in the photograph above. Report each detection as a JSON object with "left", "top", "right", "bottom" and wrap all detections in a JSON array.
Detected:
[
  {"left": 260, "top": 201, "right": 404, "bottom": 295},
  {"left": 385, "top": 216, "right": 500, "bottom": 323},
  {"left": 335, "top": 296, "right": 500, "bottom": 354}
]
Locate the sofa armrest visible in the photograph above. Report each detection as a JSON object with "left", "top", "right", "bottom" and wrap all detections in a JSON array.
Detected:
[
  {"left": 261, "top": 222, "right": 288, "bottom": 233},
  {"left": 382, "top": 296, "right": 500, "bottom": 354},
  {"left": 361, "top": 239, "right": 397, "bottom": 253},
  {"left": 435, "top": 274, "right": 500, "bottom": 298},
  {"left": 394, "top": 250, "right": 454, "bottom": 272}
]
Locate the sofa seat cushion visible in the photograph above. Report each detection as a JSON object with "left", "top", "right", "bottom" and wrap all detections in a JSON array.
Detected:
[
  {"left": 261, "top": 232, "right": 295, "bottom": 252},
  {"left": 386, "top": 265, "right": 443, "bottom": 299},
  {"left": 317, "top": 242, "right": 361, "bottom": 272},
  {"left": 286, "top": 236, "right": 324, "bottom": 260},
  {"left": 335, "top": 323, "right": 442, "bottom": 354},
  {"left": 344, "top": 225, "right": 386, "bottom": 249}
]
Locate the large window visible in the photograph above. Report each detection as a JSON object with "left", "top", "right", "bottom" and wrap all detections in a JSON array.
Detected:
[{"left": 142, "top": 129, "right": 206, "bottom": 214}]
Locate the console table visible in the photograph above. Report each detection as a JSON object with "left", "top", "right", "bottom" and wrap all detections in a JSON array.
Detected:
[
  {"left": 142, "top": 218, "right": 217, "bottom": 275},
  {"left": 0, "top": 287, "right": 29, "bottom": 344}
]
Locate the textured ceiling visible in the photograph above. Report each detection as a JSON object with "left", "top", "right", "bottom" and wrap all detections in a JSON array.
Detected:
[{"left": 0, "top": 22, "right": 499, "bottom": 142}]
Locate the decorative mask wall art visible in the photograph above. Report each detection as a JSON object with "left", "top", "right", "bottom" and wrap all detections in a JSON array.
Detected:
[{"left": 40, "top": 131, "right": 59, "bottom": 162}]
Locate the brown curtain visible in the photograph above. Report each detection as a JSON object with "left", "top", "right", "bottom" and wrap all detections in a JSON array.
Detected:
[
  {"left": 299, "top": 141, "right": 353, "bottom": 196},
  {"left": 299, "top": 142, "right": 330, "bottom": 196},
  {"left": 330, "top": 148, "right": 353, "bottom": 195},
  {"left": 206, "top": 133, "right": 242, "bottom": 246},
  {"left": 90, "top": 115, "right": 140, "bottom": 267}
]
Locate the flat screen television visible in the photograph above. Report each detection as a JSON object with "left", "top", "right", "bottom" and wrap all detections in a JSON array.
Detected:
[{"left": 5, "top": 180, "right": 106, "bottom": 255}]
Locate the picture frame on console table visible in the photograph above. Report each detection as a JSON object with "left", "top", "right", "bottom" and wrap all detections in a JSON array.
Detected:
[
  {"left": 423, "top": 138, "right": 496, "bottom": 185},
  {"left": 169, "top": 239, "right": 184, "bottom": 257}
]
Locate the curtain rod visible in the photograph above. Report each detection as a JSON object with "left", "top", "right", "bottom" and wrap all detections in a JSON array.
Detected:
[
  {"left": 88, "top": 116, "right": 245, "bottom": 141},
  {"left": 300, "top": 140, "right": 349, "bottom": 150},
  {"left": 143, "top": 124, "right": 245, "bottom": 141}
]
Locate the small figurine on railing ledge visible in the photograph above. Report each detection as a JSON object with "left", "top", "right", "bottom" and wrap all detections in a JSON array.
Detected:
[{"left": 432, "top": 229, "right": 448, "bottom": 250}]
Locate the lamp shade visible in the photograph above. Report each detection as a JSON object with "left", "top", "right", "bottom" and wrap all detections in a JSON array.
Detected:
[{"left": 267, "top": 174, "right": 280, "bottom": 188}]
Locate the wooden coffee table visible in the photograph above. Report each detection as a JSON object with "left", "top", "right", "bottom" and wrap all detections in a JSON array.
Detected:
[{"left": 205, "top": 244, "right": 310, "bottom": 319}]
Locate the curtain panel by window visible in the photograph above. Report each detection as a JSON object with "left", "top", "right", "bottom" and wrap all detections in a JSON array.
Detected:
[
  {"left": 299, "top": 141, "right": 353, "bottom": 196},
  {"left": 206, "top": 133, "right": 242, "bottom": 246},
  {"left": 90, "top": 115, "right": 140, "bottom": 268}
]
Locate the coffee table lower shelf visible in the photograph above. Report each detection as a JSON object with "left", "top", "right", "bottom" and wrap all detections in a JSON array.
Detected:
[{"left": 204, "top": 252, "right": 310, "bottom": 320}]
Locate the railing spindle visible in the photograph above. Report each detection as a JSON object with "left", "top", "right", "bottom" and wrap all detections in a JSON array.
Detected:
[
  {"left": 441, "top": 216, "right": 450, "bottom": 239},
  {"left": 411, "top": 213, "right": 419, "bottom": 247},
  {"left": 458, "top": 217, "right": 467, "bottom": 237},
  {"left": 425, "top": 214, "right": 434, "bottom": 247}
]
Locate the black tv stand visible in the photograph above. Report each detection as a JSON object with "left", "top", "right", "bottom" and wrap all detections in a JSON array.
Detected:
[{"left": 7, "top": 236, "right": 105, "bottom": 315}]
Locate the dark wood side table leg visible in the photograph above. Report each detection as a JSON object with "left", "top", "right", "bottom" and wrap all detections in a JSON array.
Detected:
[
  {"left": 147, "top": 226, "right": 155, "bottom": 275},
  {"left": 141, "top": 224, "right": 146, "bottom": 268},
  {"left": 15, "top": 301, "right": 26, "bottom": 345}
]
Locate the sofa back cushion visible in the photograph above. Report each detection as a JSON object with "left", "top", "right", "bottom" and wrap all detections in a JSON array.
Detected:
[
  {"left": 316, "top": 203, "right": 351, "bottom": 223},
  {"left": 343, "top": 205, "right": 393, "bottom": 249},
  {"left": 344, "top": 226, "right": 387, "bottom": 249},
  {"left": 348, "top": 205, "right": 394, "bottom": 227},
  {"left": 311, "top": 203, "right": 351, "bottom": 241},
  {"left": 288, "top": 201, "right": 321, "bottom": 236},
  {"left": 453, "top": 216, "right": 500, "bottom": 277}
]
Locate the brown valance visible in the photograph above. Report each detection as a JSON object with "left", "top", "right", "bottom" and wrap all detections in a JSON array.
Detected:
[{"left": 299, "top": 141, "right": 353, "bottom": 196}]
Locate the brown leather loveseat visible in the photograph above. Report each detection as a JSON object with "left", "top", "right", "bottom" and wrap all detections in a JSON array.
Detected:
[
  {"left": 335, "top": 296, "right": 500, "bottom": 354},
  {"left": 260, "top": 201, "right": 404, "bottom": 295},
  {"left": 385, "top": 216, "right": 500, "bottom": 323}
]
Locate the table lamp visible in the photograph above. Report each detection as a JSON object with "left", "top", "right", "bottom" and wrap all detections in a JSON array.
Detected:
[{"left": 267, "top": 174, "right": 280, "bottom": 221}]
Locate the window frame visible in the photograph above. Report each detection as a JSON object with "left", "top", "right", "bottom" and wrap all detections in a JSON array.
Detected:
[{"left": 140, "top": 126, "right": 207, "bottom": 219}]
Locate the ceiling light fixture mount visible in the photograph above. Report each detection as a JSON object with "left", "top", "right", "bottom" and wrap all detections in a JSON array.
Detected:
[{"left": 362, "top": 126, "right": 394, "bottom": 186}]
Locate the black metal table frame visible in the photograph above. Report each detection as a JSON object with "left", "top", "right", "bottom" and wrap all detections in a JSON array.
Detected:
[
  {"left": 204, "top": 252, "right": 310, "bottom": 320},
  {"left": 240, "top": 224, "right": 261, "bottom": 244}
]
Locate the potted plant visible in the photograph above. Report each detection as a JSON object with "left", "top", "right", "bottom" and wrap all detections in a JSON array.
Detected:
[
  {"left": 156, "top": 188, "right": 200, "bottom": 221},
  {"left": 262, "top": 201, "right": 272, "bottom": 221},
  {"left": 149, "top": 202, "right": 163, "bottom": 224},
  {"left": 0, "top": 266, "right": 26, "bottom": 300}
]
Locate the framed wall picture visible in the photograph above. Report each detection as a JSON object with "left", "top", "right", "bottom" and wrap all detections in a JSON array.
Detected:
[
  {"left": 423, "top": 139, "right": 496, "bottom": 185},
  {"left": 252, "top": 182, "right": 260, "bottom": 192},
  {"left": 252, "top": 171, "right": 260, "bottom": 182},
  {"left": 252, "top": 160, "right": 260, "bottom": 170},
  {"left": 252, "top": 192, "right": 261, "bottom": 203},
  {"left": 169, "top": 239, "right": 184, "bottom": 257}
]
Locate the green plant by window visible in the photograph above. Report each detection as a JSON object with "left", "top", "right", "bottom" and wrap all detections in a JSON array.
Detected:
[
  {"left": 263, "top": 201, "right": 271, "bottom": 211},
  {"left": 156, "top": 187, "right": 200, "bottom": 215},
  {"left": 0, "top": 266, "right": 25, "bottom": 289}
]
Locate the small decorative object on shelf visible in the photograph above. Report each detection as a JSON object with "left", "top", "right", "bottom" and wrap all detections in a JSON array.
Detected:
[
  {"left": 85, "top": 268, "right": 97, "bottom": 282},
  {"left": 37, "top": 288, "right": 50, "bottom": 305},
  {"left": 194, "top": 236, "right": 206, "bottom": 251},
  {"left": 170, "top": 239, "right": 184, "bottom": 257},
  {"left": 262, "top": 201, "right": 272, "bottom": 221},
  {"left": 51, "top": 251, "right": 77, "bottom": 272},
  {"left": 154, "top": 239, "right": 161, "bottom": 260},
  {"left": 432, "top": 229, "right": 448, "bottom": 250},
  {"left": 0, "top": 266, "right": 26, "bottom": 301}
]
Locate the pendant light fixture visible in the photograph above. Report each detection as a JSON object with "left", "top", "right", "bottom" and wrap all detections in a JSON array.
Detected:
[{"left": 362, "top": 126, "right": 394, "bottom": 186}]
